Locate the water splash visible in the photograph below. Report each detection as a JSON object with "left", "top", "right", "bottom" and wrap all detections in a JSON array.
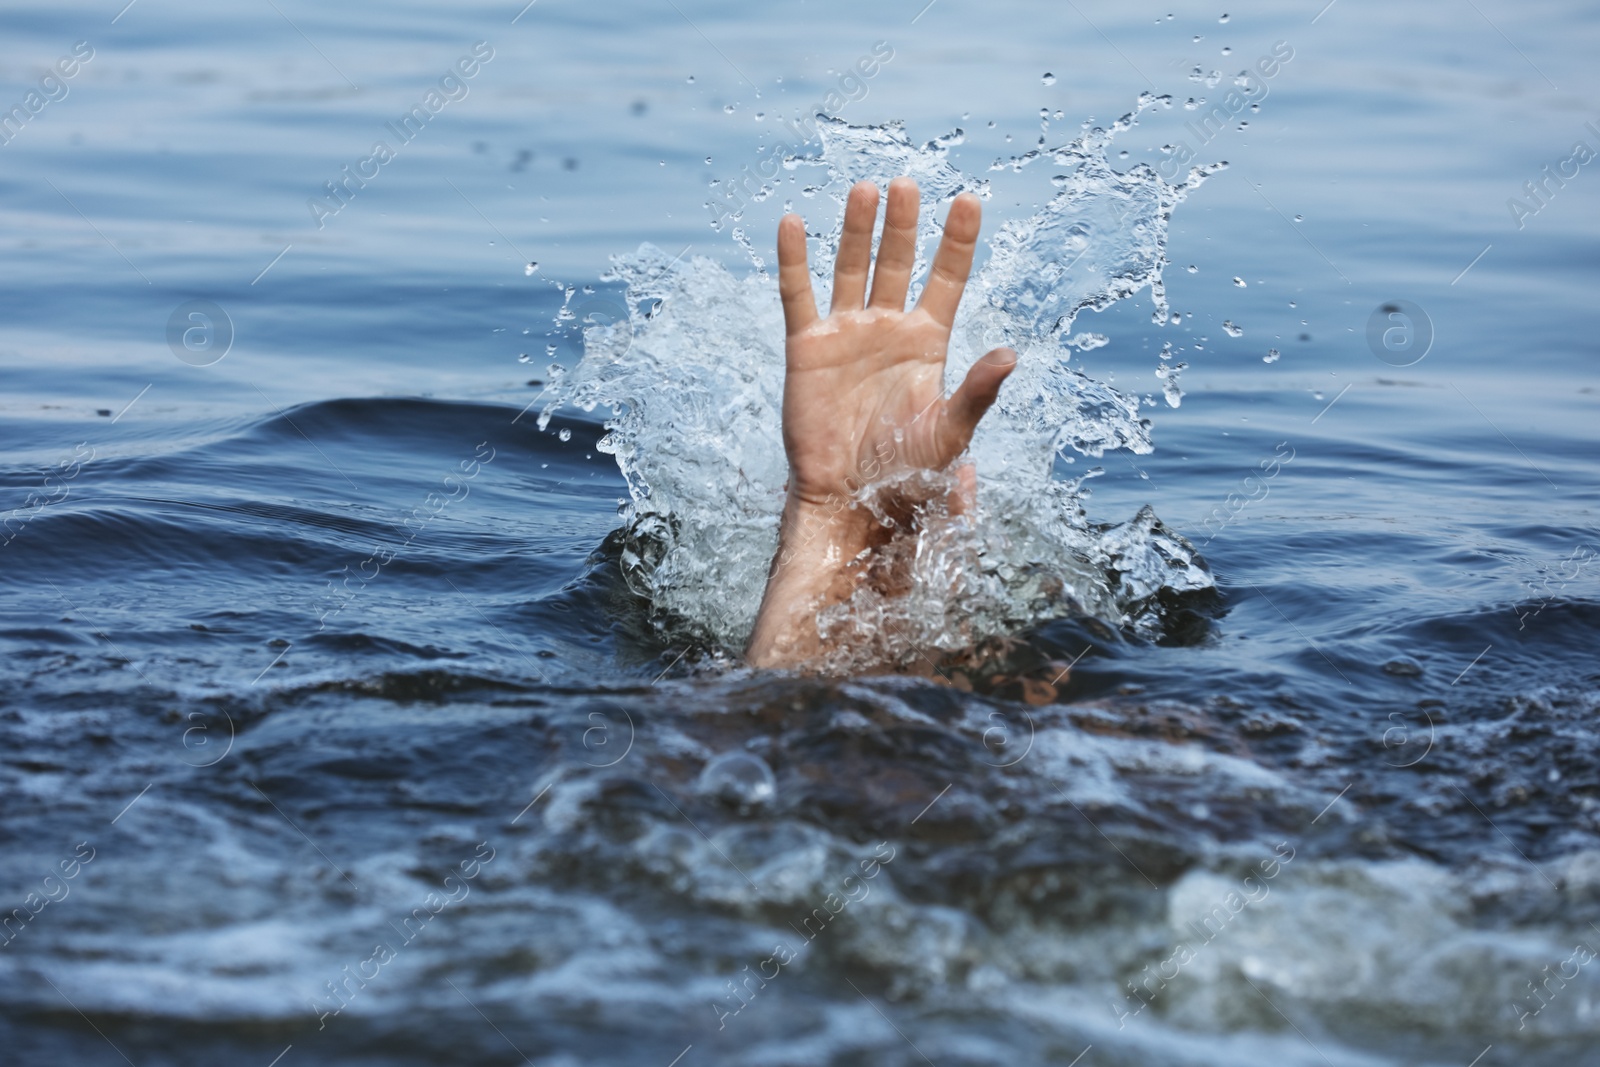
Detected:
[{"left": 541, "top": 98, "right": 1220, "bottom": 667}]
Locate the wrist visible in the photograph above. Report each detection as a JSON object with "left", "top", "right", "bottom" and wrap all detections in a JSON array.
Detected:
[
  {"left": 745, "top": 491, "right": 878, "bottom": 669},
  {"left": 774, "top": 490, "right": 875, "bottom": 571}
]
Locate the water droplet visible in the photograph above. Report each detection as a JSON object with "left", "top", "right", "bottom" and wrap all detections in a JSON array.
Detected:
[
  {"left": 546, "top": 343, "right": 558, "bottom": 356},
  {"left": 696, "top": 751, "right": 775, "bottom": 811},
  {"left": 1233, "top": 276, "right": 1247, "bottom": 287},
  {"left": 1223, "top": 320, "right": 1243, "bottom": 337},
  {"left": 1051, "top": 174, "right": 1069, "bottom": 188},
  {"left": 755, "top": 111, "right": 765, "bottom": 120},
  {"left": 987, "top": 120, "right": 996, "bottom": 128},
  {"left": 1186, "top": 264, "right": 1198, "bottom": 273},
  {"left": 524, "top": 262, "right": 539, "bottom": 276},
  {"left": 558, "top": 427, "right": 572, "bottom": 442},
  {"left": 1042, "top": 72, "right": 1056, "bottom": 85},
  {"left": 686, "top": 75, "right": 695, "bottom": 83},
  {"left": 1219, "top": 12, "right": 1230, "bottom": 21},
  {"left": 1193, "top": 35, "right": 1203, "bottom": 43},
  {"left": 704, "top": 156, "right": 712, "bottom": 164},
  {"left": 723, "top": 103, "right": 736, "bottom": 114},
  {"left": 517, "top": 353, "right": 531, "bottom": 363},
  {"left": 1264, "top": 348, "right": 1281, "bottom": 363},
  {"left": 1288, "top": 300, "right": 1297, "bottom": 308},
  {"left": 1294, "top": 214, "right": 1304, "bottom": 222},
  {"left": 1221, "top": 46, "right": 1232, "bottom": 55}
]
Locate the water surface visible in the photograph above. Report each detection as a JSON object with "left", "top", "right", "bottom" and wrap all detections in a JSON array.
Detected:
[{"left": 2, "top": 2, "right": 1598, "bottom": 1065}]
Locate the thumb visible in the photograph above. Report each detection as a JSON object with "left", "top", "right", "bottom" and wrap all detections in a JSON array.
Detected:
[{"left": 940, "top": 347, "right": 1017, "bottom": 459}]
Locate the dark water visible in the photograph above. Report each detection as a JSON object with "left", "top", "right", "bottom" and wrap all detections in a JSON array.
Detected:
[{"left": 3, "top": 1, "right": 1599, "bottom": 1065}]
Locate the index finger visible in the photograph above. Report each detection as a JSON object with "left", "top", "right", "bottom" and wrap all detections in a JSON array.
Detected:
[
  {"left": 914, "top": 192, "right": 982, "bottom": 329},
  {"left": 777, "top": 213, "right": 818, "bottom": 336}
]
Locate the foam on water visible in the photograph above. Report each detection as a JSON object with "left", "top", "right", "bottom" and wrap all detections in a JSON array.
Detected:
[{"left": 541, "top": 96, "right": 1222, "bottom": 665}]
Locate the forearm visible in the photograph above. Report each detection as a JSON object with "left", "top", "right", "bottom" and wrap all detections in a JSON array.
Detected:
[{"left": 745, "top": 496, "right": 874, "bottom": 669}]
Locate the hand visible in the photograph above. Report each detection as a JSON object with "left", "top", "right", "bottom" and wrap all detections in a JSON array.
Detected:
[
  {"left": 746, "top": 176, "right": 1017, "bottom": 669},
  {"left": 777, "top": 177, "right": 1017, "bottom": 511}
]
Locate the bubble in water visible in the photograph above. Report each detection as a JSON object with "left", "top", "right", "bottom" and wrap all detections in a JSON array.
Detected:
[
  {"left": 525, "top": 262, "right": 540, "bottom": 276},
  {"left": 1232, "top": 276, "right": 1247, "bottom": 287},
  {"left": 1222, "top": 320, "right": 1243, "bottom": 337},
  {"left": 558, "top": 427, "right": 572, "bottom": 442},
  {"left": 1264, "top": 348, "right": 1281, "bottom": 363},
  {"left": 1042, "top": 72, "right": 1056, "bottom": 85},
  {"left": 696, "top": 751, "right": 776, "bottom": 810}
]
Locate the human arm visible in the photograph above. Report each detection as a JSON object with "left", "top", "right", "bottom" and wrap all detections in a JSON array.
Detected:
[{"left": 744, "top": 177, "right": 1017, "bottom": 669}]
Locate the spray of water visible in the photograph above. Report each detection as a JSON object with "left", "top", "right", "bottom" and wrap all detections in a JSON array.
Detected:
[{"left": 541, "top": 95, "right": 1222, "bottom": 668}]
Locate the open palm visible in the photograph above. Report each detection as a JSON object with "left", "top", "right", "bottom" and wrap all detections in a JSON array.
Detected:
[{"left": 776, "top": 177, "right": 1016, "bottom": 509}]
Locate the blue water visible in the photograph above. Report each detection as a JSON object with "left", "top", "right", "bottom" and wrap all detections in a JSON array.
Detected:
[{"left": 3, "top": 2, "right": 1598, "bottom": 1065}]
